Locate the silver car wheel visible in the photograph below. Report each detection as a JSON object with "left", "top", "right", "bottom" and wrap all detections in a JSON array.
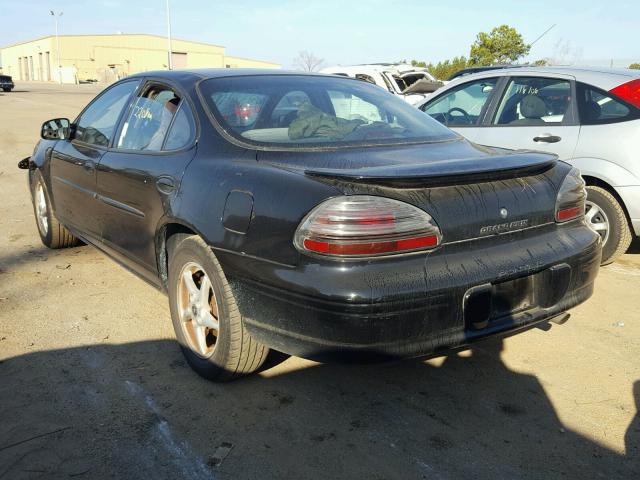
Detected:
[
  {"left": 585, "top": 200, "right": 610, "bottom": 246},
  {"left": 176, "top": 261, "right": 220, "bottom": 358},
  {"left": 35, "top": 182, "right": 49, "bottom": 236}
]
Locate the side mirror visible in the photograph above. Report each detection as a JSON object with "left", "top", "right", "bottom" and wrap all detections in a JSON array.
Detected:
[
  {"left": 41, "top": 118, "right": 71, "bottom": 140},
  {"left": 18, "top": 157, "right": 35, "bottom": 170}
]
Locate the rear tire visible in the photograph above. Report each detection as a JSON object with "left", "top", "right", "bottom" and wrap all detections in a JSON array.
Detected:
[
  {"left": 167, "top": 234, "right": 269, "bottom": 381},
  {"left": 31, "top": 172, "right": 81, "bottom": 249},
  {"left": 585, "top": 185, "right": 631, "bottom": 265}
]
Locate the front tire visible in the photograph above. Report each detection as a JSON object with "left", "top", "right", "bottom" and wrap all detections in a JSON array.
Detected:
[
  {"left": 167, "top": 234, "right": 268, "bottom": 381},
  {"left": 585, "top": 185, "right": 631, "bottom": 265},
  {"left": 31, "top": 172, "right": 81, "bottom": 249}
]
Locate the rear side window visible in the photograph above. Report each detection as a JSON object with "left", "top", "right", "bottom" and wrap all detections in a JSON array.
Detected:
[
  {"left": 493, "top": 77, "right": 572, "bottom": 125},
  {"left": 117, "top": 84, "right": 194, "bottom": 151},
  {"left": 164, "top": 103, "right": 196, "bottom": 150},
  {"left": 577, "top": 82, "right": 638, "bottom": 125}
]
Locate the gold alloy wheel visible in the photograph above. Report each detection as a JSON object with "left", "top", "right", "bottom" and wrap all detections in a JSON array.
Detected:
[{"left": 176, "top": 262, "right": 220, "bottom": 358}]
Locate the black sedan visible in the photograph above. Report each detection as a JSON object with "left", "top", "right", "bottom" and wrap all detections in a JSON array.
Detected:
[{"left": 19, "top": 69, "right": 601, "bottom": 381}]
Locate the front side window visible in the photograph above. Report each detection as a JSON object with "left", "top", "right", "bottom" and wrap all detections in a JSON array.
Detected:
[
  {"left": 117, "top": 84, "right": 184, "bottom": 151},
  {"left": 75, "top": 80, "right": 139, "bottom": 147},
  {"left": 493, "top": 77, "right": 572, "bottom": 125},
  {"left": 577, "top": 82, "right": 634, "bottom": 125},
  {"left": 200, "top": 75, "right": 456, "bottom": 148},
  {"left": 422, "top": 77, "right": 498, "bottom": 126}
]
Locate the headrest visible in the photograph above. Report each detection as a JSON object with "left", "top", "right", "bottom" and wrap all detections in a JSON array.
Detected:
[
  {"left": 520, "top": 95, "right": 547, "bottom": 119},
  {"left": 583, "top": 100, "right": 601, "bottom": 122}
]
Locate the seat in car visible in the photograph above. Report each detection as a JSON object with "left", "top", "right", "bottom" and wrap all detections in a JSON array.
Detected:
[
  {"left": 509, "top": 95, "right": 547, "bottom": 125},
  {"left": 583, "top": 100, "right": 602, "bottom": 123}
]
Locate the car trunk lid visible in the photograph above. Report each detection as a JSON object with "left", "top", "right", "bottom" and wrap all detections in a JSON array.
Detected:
[{"left": 259, "top": 140, "right": 565, "bottom": 244}]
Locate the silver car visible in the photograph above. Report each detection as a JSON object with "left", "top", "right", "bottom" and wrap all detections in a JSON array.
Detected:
[{"left": 417, "top": 66, "right": 640, "bottom": 264}]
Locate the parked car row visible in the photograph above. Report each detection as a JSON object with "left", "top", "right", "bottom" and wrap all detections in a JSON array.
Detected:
[
  {"left": 417, "top": 66, "right": 640, "bottom": 264},
  {"left": 20, "top": 69, "right": 600, "bottom": 381}
]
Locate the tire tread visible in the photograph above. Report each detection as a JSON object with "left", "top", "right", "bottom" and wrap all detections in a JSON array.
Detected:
[
  {"left": 587, "top": 185, "right": 631, "bottom": 265},
  {"left": 168, "top": 235, "right": 268, "bottom": 381},
  {"left": 32, "top": 173, "right": 80, "bottom": 249}
]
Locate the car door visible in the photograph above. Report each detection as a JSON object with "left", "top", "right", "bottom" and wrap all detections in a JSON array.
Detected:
[
  {"left": 49, "top": 79, "right": 140, "bottom": 239},
  {"left": 419, "top": 76, "right": 502, "bottom": 142},
  {"left": 95, "top": 80, "right": 197, "bottom": 276},
  {"left": 473, "top": 74, "right": 580, "bottom": 160}
]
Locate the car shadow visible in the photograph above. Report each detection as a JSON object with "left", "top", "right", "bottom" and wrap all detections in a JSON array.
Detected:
[
  {"left": 0, "top": 243, "right": 89, "bottom": 278},
  {"left": 627, "top": 238, "right": 640, "bottom": 255},
  {"left": 0, "top": 338, "right": 637, "bottom": 479}
]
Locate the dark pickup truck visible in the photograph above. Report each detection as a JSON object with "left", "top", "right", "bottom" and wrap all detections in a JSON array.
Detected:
[{"left": 0, "top": 75, "right": 14, "bottom": 92}]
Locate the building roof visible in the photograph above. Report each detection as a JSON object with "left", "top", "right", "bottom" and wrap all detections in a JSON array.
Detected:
[
  {"left": 127, "top": 68, "right": 319, "bottom": 80},
  {"left": 1, "top": 33, "right": 225, "bottom": 50}
]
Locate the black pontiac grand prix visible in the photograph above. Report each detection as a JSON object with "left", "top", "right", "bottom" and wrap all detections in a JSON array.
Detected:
[{"left": 19, "top": 69, "right": 601, "bottom": 381}]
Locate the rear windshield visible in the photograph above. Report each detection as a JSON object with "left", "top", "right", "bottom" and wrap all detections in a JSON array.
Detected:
[{"left": 199, "top": 75, "right": 457, "bottom": 149}]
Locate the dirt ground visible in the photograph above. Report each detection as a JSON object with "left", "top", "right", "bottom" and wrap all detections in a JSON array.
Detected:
[{"left": 0, "top": 83, "right": 638, "bottom": 480}]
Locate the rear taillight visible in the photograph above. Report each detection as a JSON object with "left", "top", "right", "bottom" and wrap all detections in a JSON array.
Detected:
[
  {"left": 294, "top": 196, "right": 442, "bottom": 258},
  {"left": 555, "top": 167, "right": 586, "bottom": 223},
  {"left": 609, "top": 79, "right": 640, "bottom": 109}
]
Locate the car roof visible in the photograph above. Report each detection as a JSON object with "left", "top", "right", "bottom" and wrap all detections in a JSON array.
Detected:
[
  {"left": 447, "top": 65, "right": 519, "bottom": 80},
  {"left": 127, "top": 68, "right": 330, "bottom": 81},
  {"left": 440, "top": 66, "right": 640, "bottom": 92}
]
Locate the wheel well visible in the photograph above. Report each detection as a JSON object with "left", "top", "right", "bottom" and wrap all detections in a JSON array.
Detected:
[
  {"left": 582, "top": 175, "right": 632, "bottom": 225},
  {"left": 156, "top": 223, "right": 196, "bottom": 290}
]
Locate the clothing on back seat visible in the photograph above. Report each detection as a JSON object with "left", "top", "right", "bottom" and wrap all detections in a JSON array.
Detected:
[{"left": 288, "top": 103, "right": 365, "bottom": 140}]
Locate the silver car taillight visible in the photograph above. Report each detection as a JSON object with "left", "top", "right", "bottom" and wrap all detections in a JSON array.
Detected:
[
  {"left": 294, "top": 195, "right": 442, "bottom": 258},
  {"left": 555, "top": 167, "right": 586, "bottom": 222}
]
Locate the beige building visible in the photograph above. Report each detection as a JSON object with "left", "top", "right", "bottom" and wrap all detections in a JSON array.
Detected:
[{"left": 0, "top": 33, "right": 280, "bottom": 83}]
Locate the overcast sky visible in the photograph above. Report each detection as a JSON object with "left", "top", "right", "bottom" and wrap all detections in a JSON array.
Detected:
[{"left": 1, "top": 0, "right": 638, "bottom": 68}]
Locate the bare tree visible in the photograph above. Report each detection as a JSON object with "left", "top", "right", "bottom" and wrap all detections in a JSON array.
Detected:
[
  {"left": 548, "top": 39, "right": 583, "bottom": 66},
  {"left": 293, "top": 51, "right": 324, "bottom": 72}
]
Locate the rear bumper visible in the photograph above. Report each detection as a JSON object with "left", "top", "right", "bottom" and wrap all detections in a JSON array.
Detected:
[
  {"left": 0, "top": 82, "right": 14, "bottom": 90},
  {"left": 216, "top": 222, "right": 601, "bottom": 361}
]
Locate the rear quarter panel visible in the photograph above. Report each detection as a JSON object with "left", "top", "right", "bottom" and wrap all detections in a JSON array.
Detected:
[
  {"left": 173, "top": 141, "right": 341, "bottom": 267},
  {"left": 574, "top": 120, "right": 640, "bottom": 186}
]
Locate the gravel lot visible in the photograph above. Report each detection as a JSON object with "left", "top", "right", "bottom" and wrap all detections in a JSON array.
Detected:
[{"left": 0, "top": 83, "right": 639, "bottom": 479}]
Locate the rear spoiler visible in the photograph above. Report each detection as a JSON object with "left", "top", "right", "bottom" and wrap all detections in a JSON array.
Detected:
[{"left": 304, "top": 152, "right": 557, "bottom": 188}]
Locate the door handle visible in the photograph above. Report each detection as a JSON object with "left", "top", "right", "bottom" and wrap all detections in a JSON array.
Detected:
[
  {"left": 533, "top": 134, "right": 561, "bottom": 143},
  {"left": 156, "top": 176, "right": 176, "bottom": 194},
  {"left": 83, "top": 160, "right": 96, "bottom": 173}
]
